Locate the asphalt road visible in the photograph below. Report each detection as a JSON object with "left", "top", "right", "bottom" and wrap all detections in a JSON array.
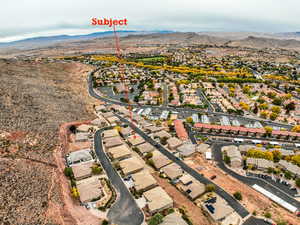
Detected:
[
  {"left": 87, "top": 70, "right": 291, "bottom": 129},
  {"left": 162, "top": 83, "right": 168, "bottom": 106},
  {"left": 212, "top": 143, "right": 300, "bottom": 211},
  {"left": 243, "top": 216, "right": 273, "bottom": 225},
  {"left": 116, "top": 114, "right": 250, "bottom": 219},
  {"left": 94, "top": 129, "right": 144, "bottom": 225},
  {"left": 192, "top": 130, "right": 300, "bottom": 145},
  {"left": 196, "top": 88, "right": 214, "bottom": 111},
  {"left": 185, "top": 124, "right": 197, "bottom": 144}
]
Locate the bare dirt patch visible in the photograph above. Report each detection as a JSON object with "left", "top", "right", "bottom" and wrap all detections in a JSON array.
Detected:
[
  {"left": 152, "top": 172, "right": 212, "bottom": 225},
  {"left": 187, "top": 153, "right": 300, "bottom": 225}
]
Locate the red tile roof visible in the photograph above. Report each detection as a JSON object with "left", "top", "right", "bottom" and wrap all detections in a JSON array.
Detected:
[
  {"left": 194, "top": 123, "right": 300, "bottom": 137},
  {"left": 174, "top": 120, "right": 188, "bottom": 140}
]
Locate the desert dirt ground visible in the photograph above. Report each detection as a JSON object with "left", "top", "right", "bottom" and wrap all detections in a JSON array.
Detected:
[
  {"left": 0, "top": 59, "right": 99, "bottom": 225},
  {"left": 186, "top": 153, "right": 300, "bottom": 225},
  {"left": 47, "top": 120, "right": 102, "bottom": 225},
  {"left": 152, "top": 172, "right": 213, "bottom": 225}
]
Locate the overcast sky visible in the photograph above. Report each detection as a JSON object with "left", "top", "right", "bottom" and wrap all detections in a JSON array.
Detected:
[{"left": 1, "top": 0, "right": 300, "bottom": 42}]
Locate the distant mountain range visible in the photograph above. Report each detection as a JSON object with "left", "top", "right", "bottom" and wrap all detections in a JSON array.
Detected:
[
  {"left": 0, "top": 30, "right": 174, "bottom": 47},
  {"left": 1, "top": 30, "right": 300, "bottom": 56}
]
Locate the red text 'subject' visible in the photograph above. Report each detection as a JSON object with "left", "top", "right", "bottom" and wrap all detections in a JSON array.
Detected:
[{"left": 91, "top": 18, "right": 128, "bottom": 27}]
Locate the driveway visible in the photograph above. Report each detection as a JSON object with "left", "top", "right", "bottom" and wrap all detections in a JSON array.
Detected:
[
  {"left": 116, "top": 115, "right": 250, "bottom": 218},
  {"left": 94, "top": 129, "right": 144, "bottom": 225}
]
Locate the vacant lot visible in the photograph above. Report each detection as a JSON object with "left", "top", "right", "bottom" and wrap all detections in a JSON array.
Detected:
[
  {"left": 187, "top": 154, "right": 300, "bottom": 225},
  {"left": 0, "top": 59, "right": 95, "bottom": 225}
]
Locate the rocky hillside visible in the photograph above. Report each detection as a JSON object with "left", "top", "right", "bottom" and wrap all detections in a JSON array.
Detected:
[
  {"left": 0, "top": 59, "right": 95, "bottom": 225},
  {"left": 227, "top": 35, "right": 300, "bottom": 50}
]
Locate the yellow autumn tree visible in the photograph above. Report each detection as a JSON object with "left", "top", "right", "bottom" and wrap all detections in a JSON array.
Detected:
[
  {"left": 71, "top": 187, "right": 80, "bottom": 198},
  {"left": 240, "top": 102, "right": 250, "bottom": 111},
  {"left": 291, "top": 125, "right": 300, "bottom": 133},
  {"left": 264, "top": 126, "right": 273, "bottom": 134}
]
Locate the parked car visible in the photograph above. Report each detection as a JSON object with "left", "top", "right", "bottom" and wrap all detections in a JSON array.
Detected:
[{"left": 210, "top": 175, "right": 217, "bottom": 180}]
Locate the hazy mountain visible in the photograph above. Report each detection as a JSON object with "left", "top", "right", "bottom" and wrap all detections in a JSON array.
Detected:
[
  {"left": 0, "top": 30, "right": 174, "bottom": 50},
  {"left": 226, "top": 35, "right": 300, "bottom": 49}
]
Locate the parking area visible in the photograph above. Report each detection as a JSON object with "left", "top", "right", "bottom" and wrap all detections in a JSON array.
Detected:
[{"left": 246, "top": 172, "right": 298, "bottom": 197}]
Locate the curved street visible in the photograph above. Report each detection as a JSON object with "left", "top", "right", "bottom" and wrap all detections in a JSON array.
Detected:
[
  {"left": 87, "top": 71, "right": 292, "bottom": 129},
  {"left": 94, "top": 128, "right": 144, "bottom": 225},
  {"left": 212, "top": 143, "right": 300, "bottom": 210},
  {"left": 88, "top": 69, "right": 299, "bottom": 224},
  {"left": 115, "top": 115, "right": 250, "bottom": 219}
]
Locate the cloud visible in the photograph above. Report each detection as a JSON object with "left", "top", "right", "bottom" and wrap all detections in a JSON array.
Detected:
[{"left": 0, "top": 0, "right": 299, "bottom": 40}]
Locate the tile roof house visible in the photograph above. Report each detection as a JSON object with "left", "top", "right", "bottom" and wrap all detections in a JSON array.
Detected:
[
  {"left": 119, "top": 157, "right": 144, "bottom": 176},
  {"left": 77, "top": 177, "right": 103, "bottom": 203},
  {"left": 136, "top": 142, "right": 155, "bottom": 154},
  {"left": 143, "top": 186, "right": 174, "bottom": 214},
  {"left": 196, "top": 144, "right": 211, "bottom": 154},
  {"left": 107, "top": 144, "right": 132, "bottom": 161},
  {"left": 160, "top": 213, "right": 188, "bottom": 225},
  {"left": 103, "top": 136, "right": 124, "bottom": 148},
  {"left": 224, "top": 146, "right": 242, "bottom": 168},
  {"left": 177, "top": 143, "right": 196, "bottom": 157},
  {"left": 167, "top": 137, "right": 183, "bottom": 150},
  {"left": 71, "top": 161, "right": 93, "bottom": 180},
  {"left": 246, "top": 158, "right": 274, "bottom": 170},
  {"left": 152, "top": 150, "right": 172, "bottom": 169},
  {"left": 174, "top": 120, "right": 188, "bottom": 140},
  {"left": 161, "top": 163, "right": 183, "bottom": 180},
  {"left": 127, "top": 135, "right": 145, "bottom": 146},
  {"left": 119, "top": 127, "right": 133, "bottom": 138},
  {"left": 152, "top": 130, "right": 172, "bottom": 139},
  {"left": 132, "top": 171, "right": 158, "bottom": 192},
  {"left": 201, "top": 194, "right": 234, "bottom": 223},
  {"left": 102, "top": 129, "right": 119, "bottom": 139},
  {"left": 278, "top": 160, "right": 300, "bottom": 176},
  {"left": 77, "top": 124, "right": 92, "bottom": 133},
  {"left": 180, "top": 180, "right": 206, "bottom": 200},
  {"left": 75, "top": 132, "right": 90, "bottom": 142}
]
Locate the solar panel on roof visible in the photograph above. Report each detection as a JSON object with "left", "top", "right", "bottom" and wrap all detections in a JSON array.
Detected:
[
  {"left": 206, "top": 204, "right": 215, "bottom": 214},
  {"left": 205, "top": 197, "right": 217, "bottom": 204}
]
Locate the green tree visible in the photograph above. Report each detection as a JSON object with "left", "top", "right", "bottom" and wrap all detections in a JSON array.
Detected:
[
  {"left": 160, "top": 136, "right": 168, "bottom": 145},
  {"left": 264, "top": 212, "right": 272, "bottom": 219},
  {"left": 269, "top": 112, "right": 278, "bottom": 121},
  {"left": 271, "top": 150, "right": 282, "bottom": 162},
  {"left": 224, "top": 154, "right": 231, "bottom": 165},
  {"left": 205, "top": 184, "right": 216, "bottom": 192},
  {"left": 272, "top": 98, "right": 282, "bottom": 106},
  {"left": 284, "top": 170, "right": 292, "bottom": 180},
  {"left": 285, "top": 102, "right": 295, "bottom": 112},
  {"left": 148, "top": 213, "right": 164, "bottom": 225},
  {"left": 91, "top": 165, "right": 102, "bottom": 175},
  {"left": 233, "top": 191, "right": 242, "bottom": 201},
  {"left": 102, "top": 220, "right": 109, "bottom": 225},
  {"left": 259, "top": 103, "right": 268, "bottom": 110},
  {"left": 271, "top": 106, "right": 281, "bottom": 114},
  {"left": 295, "top": 178, "right": 300, "bottom": 188},
  {"left": 186, "top": 117, "right": 193, "bottom": 124},
  {"left": 64, "top": 167, "right": 73, "bottom": 178},
  {"left": 264, "top": 126, "right": 273, "bottom": 135},
  {"left": 260, "top": 111, "right": 268, "bottom": 119},
  {"left": 267, "top": 167, "right": 274, "bottom": 174},
  {"left": 145, "top": 152, "right": 153, "bottom": 160},
  {"left": 134, "top": 95, "right": 139, "bottom": 102}
]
